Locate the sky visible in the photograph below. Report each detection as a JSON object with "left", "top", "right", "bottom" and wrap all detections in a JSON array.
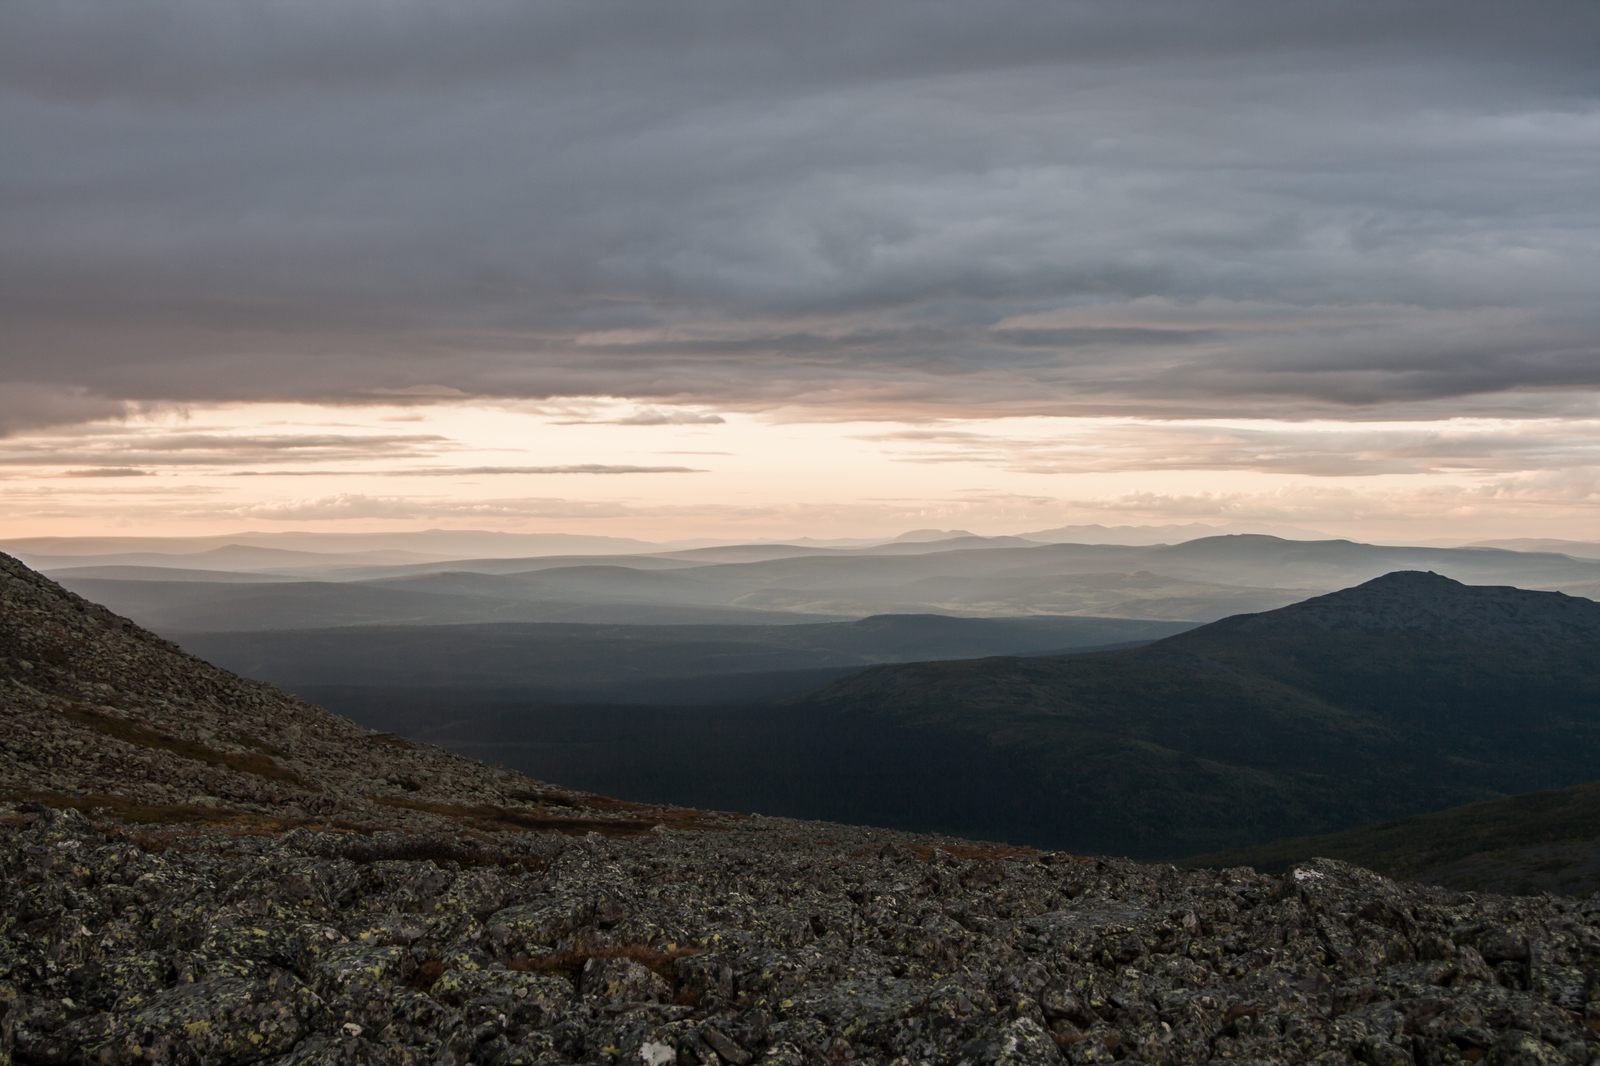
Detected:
[{"left": 3, "top": 1, "right": 1599, "bottom": 544}]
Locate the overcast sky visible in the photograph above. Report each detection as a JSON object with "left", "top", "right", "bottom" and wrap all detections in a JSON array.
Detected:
[{"left": 3, "top": 1, "right": 1598, "bottom": 542}]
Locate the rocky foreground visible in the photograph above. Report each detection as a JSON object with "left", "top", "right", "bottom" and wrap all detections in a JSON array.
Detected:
[
  {"left": 7, "top": 553, "right": 1600, "bottom": 1064},
  {"left": 7, "top": 805, "right": 1600, "bottom": 1066}
]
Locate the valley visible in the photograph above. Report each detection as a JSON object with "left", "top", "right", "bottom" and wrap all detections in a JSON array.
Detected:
[{"left": 15, "top": 529, "right": 1600, "bottom": 878}]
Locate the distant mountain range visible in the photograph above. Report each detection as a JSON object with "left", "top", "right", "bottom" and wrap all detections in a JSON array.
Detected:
[
  {"left": 1020, "top": 521, "right": 1334, "bottom": 544},
  {"left": 0, "top": 521, "right": 1334, "bottom": 561},
  {"left": 38, "top": 534, "right": 1600, "bottom": 632},
  {"left": 1467, "top": 538, "right": 1600, "bottom": 559}
]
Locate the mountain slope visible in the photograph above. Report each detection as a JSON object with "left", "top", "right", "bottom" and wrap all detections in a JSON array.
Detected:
[
  {"left": 0, "top": 551, "right": 728, "bottom": 835},
  {"left": 172, "top": 614, "right": 1191, "bottom": 695},
  {"left": 1182, "top": 777, "right": 1600, "bottom": 896},
  {"left": 1154, "top": 571, "right": 1600, "bottom": 779},
  {"left": 792, "top": 572, "right": 1600, "bottom": 857}
]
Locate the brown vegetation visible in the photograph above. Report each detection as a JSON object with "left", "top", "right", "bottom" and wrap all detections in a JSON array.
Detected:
[
  {"left": 508, "top": 942, "right": 703, "bottom": 986},
  {"left": 370, "top": 796, "right": 730, "bottom": 837},
  {"left": 56, "top": 703, "right": 315, "bottom": 788}
]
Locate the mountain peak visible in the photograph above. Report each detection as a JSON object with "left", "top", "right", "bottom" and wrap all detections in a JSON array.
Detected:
[
  {"left": 891, "top": 528, "right": 978, "bottom": 542},
  {"left": 1214, "top": 569, "right": 1600, "bottom": 644}
]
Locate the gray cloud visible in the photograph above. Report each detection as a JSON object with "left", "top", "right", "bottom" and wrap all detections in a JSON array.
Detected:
[
  {"left": 554, "top": 407, "right": 727, "bottom": 426},
  {"left": 859, "top": 419, "right": 1600, "bottom": 478},
  {"left": 225, "top": 493, "right": 758, "bottom": 523},
  {"left": 3, "top": 1, "right": 1598, "bottom": 423},
  {"left": 0, "top": 430, "right": 452, "bottom": 468},
  {"left": 0, "top": 385, "right": 128, "bottom": 436},
  {"left": 612, "top": 411, "right": 725, "bottom": 426}
]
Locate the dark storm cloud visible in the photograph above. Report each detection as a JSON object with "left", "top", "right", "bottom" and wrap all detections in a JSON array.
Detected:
[{"left": 3, "top": 0, "right": 1598, "bottom": 422}]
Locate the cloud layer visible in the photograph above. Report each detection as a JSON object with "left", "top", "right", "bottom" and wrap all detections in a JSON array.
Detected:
[{"left": 3, "top": 0, "right": 1598, "bottom": 424}]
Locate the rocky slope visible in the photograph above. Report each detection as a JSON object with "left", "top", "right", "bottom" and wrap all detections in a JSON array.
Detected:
[
  {"left": 0, "top": 550, "right": 729, "bottom": 837},
  {"left": 10, "top": 807, "right": 1600, "bottom": 1066},
  {"left": 8, "top": 552, "right": 1600, "bottom": 1065}
]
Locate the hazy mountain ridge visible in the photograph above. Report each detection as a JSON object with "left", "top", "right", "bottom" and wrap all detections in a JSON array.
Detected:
[
  {"left": 20, "top": 537, "right": 1600, "bottom": 864},
  {"left": 1468, "top": 538, "right": 1600, "bottom": 560},
  {"left": 42, "top": 534, "right": 1600, "bottom": 634},
  {"left": 722, "top": 570, "right": 1310, "bottom": 620},
  {"left": 43, "top": 577, "right": 843, "bottom": 632},
  {"left": 41, "top": 566, "right": 307, "bottom": 584}
]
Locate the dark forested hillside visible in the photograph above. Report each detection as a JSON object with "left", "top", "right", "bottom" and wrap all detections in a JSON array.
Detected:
[
  {"left": 173, "top": 614, "right": 1191, "bottom": 703},
  {"left": 782, "top": 572, "right": 1600, "bottom": 857}
]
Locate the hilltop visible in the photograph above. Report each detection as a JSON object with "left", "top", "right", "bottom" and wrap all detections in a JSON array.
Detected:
[
  {"left": 7, "top": 553, "right": 1600, "bottom": 1064},
  {"left": 790, "top": 572, "right": 1600, "bottom": 856}
]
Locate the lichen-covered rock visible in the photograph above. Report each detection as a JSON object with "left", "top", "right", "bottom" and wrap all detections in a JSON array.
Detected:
[
  {"left": 579, "top": 957, "right": 671, "bottom": 1003},
  {"left": 46, "top": 813, "right": 1600, "bottom": 1064},
  {"left": 312, "top": 944, "right": 414, "bottom": 998},
  {"left": 488, "top": 901, "right": 590, "bottom": 955},
  {"left": 64, "top": 970, "right": 317, "bottom": 1065}
]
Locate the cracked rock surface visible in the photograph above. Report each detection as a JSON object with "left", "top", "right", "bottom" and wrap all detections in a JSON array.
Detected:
[{"left": 6, "top": 806, "right": 1600, "bottom": 1066}]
